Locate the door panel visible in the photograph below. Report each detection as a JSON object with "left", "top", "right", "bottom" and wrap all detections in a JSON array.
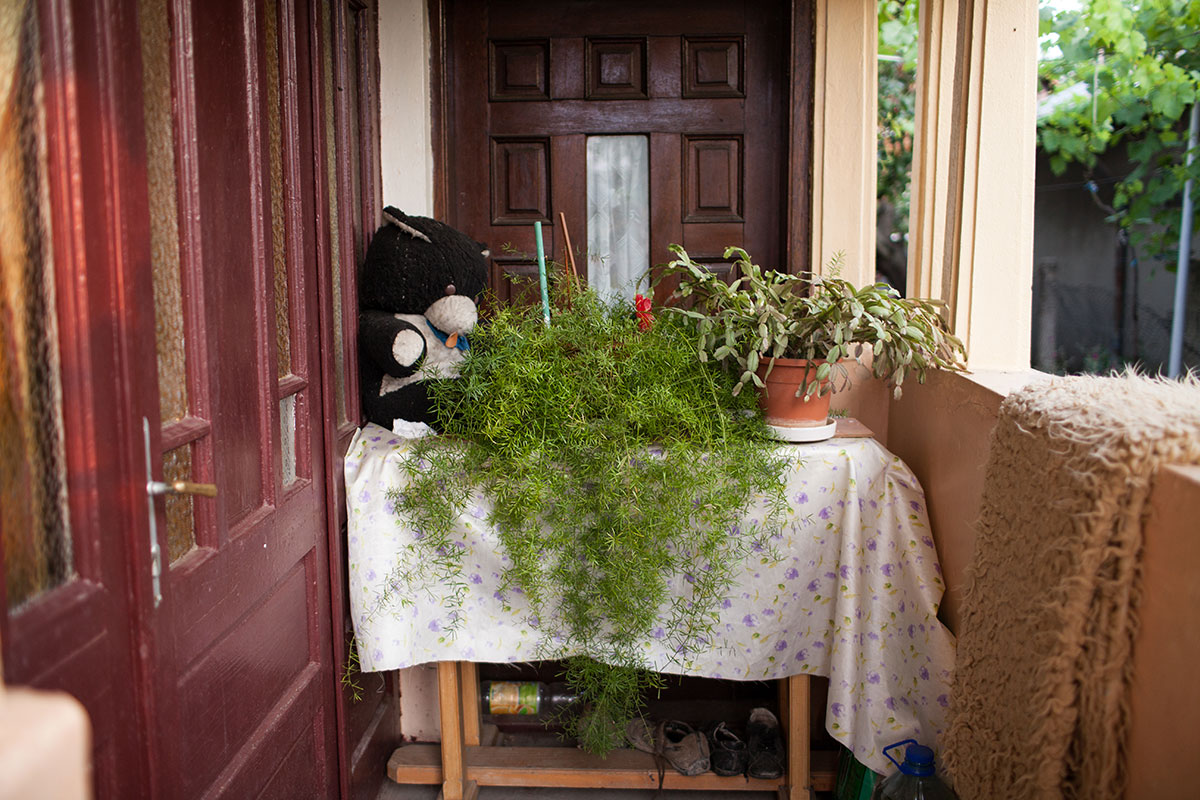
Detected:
[
  {"left": 145, "top": 0, "right": 339, "bottom": 797},
  {"left": 5, "top": 0, "right": 375, "bottom": 795},
  {"left": 446, "top": 0, "right": 790, "bottom": 303},
  {"left": 320, "top": 2, "right": 394, "bottom": 799},
  {"left": 2, "top": 0, "right": 151, "bottom": 795}
]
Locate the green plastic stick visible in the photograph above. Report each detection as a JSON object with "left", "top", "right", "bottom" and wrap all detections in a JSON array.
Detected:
[{"left": 535, "top": 220, "right": 550, "bottom": 326}]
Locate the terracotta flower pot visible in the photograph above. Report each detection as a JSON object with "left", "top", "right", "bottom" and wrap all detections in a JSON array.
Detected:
[{"left": 755, "top": 357, "right": 831, "bottom": 428}]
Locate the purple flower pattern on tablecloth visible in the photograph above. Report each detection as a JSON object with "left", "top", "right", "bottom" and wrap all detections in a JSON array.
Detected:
[{"left": 343, "top": 424, "right": 955, "bottom": 777}]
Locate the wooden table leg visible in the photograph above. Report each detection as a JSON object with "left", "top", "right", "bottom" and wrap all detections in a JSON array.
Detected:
[
  {"left": 778, "top": 673, "right": 811, "bottom": 800},
  {"left": 437, "top": 661, "right": 478, "bottom": 800},
  {"left": 460, "top": 661, "right": 481, "bottom": 746}
]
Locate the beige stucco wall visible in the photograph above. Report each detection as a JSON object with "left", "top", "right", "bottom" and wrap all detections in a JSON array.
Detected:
[
  {"left": 378, "top": 0, "right": 441, "bottom": 741},
  {"left": 886, "top": 369, "right": 1044, "bottom": 632},
  {"left": 829, "top": 368, "right": 889, "bottom": 444},
  {"left": 379, "top": 0, "right": 434, "bottom": 215},
  {"left": 890, "top": 372, "right": 1200, "bottom": 790},
  {"left": 1127, "top": 464, "right": 1200, "bottom": 798}
]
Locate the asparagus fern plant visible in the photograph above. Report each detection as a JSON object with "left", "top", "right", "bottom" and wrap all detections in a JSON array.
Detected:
[{"left": 388, "top": 278, "right": 788, "bottom": 753}]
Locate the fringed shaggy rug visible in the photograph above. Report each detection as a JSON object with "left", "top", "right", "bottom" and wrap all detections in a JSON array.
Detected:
[{"left": 943, "top": 373, "right": 1200, "bottom": 799}]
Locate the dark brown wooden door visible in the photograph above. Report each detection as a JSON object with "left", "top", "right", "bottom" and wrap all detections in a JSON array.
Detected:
[{"left": 442, "top": 0, "right": 791, "bottom": 303}]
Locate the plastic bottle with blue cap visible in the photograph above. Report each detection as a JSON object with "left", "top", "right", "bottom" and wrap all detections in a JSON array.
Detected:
[{"left": 869, "top": 739, "right": 959, "bottom": 800}]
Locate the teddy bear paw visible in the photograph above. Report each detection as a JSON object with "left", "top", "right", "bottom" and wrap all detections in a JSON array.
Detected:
[{"left": 392, "top": 328, "right": 426, "bottom": 368}]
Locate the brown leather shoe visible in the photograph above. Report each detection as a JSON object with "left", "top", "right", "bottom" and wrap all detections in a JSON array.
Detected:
[
  {"left": 704, "top": 721, "right": 749, "bottom": 776},
  {"left": 660, "top": 720, "right": 711, "bottom": 776},
  {"left": 746, "top": 707, "right": 785, "bottom": 779}
]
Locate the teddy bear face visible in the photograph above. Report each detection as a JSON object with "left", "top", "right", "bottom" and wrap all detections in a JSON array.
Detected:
[{"left": 425, "top": 293, "right": 478, "bottom": 339}]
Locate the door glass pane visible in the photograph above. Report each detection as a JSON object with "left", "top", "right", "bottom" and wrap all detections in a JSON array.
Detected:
[
  {"left": 586, "top": 135, "right": 650, "bottom": 303},
  {"left": 266, "top": 0, "right": 292, "bottom": 378},
  {"left": 280, "top": 393, "right": 297, "bottom": 486},
  {"left": 345, "top": 3, "right": 365, "bottom": 273},
  {"left": 141, "top": 0, "right": 199, "bottom": 559},
  {"left": 1, "top": 0, "right": 75, "bottom": 609},
  {"left": 141, "top": 0, "right": 189, "bottom": 424},
  {"left": 163, "top": 445, "right": 197, "bottom": 563}
]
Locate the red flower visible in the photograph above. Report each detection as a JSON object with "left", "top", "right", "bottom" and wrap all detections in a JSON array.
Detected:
[{"left": 634, "top": 294, "right": 653, "bottom": 331}]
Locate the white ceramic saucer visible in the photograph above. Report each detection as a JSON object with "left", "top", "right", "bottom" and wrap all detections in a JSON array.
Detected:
[{"left": 766, "top": 419, "right": 838, "bottom": 443}]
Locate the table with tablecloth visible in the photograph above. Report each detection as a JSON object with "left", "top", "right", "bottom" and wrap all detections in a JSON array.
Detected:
[{"left": 345, "top": 422, "right": 955, "bottom": 774}]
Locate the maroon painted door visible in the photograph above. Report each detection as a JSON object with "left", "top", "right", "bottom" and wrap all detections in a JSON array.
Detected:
[
  {"left": 137, "top": 0, "right": 341, "bottom": 797},
  {"left": 1, "top": 1, "right": 153, "bottom": 796},
  {"left": 1, "top": 0, "right": 376, "bottom": 797},
  {"left": 442, "top": 0, "right": 791, "bottom": 303}
]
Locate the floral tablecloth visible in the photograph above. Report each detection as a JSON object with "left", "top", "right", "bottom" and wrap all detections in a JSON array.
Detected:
[{"left": 345, "top": 423, "right": 955, "bottom": 773}]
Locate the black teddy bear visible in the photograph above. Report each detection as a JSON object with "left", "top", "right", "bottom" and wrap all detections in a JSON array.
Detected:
[{"left": 358, "top": 207, "right": 489, "bottom": 430}]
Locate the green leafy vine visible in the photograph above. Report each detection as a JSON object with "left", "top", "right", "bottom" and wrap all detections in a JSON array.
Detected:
[{"left": 387, "top": 282, "right": 788, "bottom": 753}]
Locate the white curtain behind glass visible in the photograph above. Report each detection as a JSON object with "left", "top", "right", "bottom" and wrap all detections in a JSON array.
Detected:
[{"left": 586, "top": 135, "right": 649, "bottom": 303}]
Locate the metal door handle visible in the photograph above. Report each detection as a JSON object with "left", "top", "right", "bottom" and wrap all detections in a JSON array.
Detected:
[
  {"left": 142, "top": 417, "right": 219, "bottom": 608},
  {"left": 147, "top": 479, "right": 218, "bottom": 498}
]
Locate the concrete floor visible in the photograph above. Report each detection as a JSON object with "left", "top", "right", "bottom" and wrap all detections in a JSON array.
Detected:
[{"left": 377, "top": 785, "right": 778, "bottom": 800}]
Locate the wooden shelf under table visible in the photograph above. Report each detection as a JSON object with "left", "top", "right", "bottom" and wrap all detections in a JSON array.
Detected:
[
  {"left": 387, "top": 661, "right": 834, "bottom": 800},
  {"left": 388, "top": 742, "right": 837, "bottom": 793}
]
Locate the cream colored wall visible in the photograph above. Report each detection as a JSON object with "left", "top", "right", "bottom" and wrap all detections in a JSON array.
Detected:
[
  {"left": 379, "top": 0, "right": 441, "bottom": 741},
  {"left": 379, "top": 0, "right": 434, "bottom": 215},
  {"left": 1127, "top": 464, "right": 1200, "bottom": 798},
  {"left": 886, "top": 369, "right": 1044, "bottom": 632},
  {"left": 889, "top": 374, "right": 1200, "bottom": 790}
]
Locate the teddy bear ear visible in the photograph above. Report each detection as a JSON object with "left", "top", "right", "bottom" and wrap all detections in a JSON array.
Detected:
[{"left": 381, "top": 207, "right": 431, "bottom": 243}]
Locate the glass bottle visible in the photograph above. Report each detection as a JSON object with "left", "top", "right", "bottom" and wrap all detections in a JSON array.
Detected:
[
  {"left": 870, "top": 740, "right": 959, "bottom": 800},
  {"left": 479, "top": 680, "right": 578, "bottom": 718}
]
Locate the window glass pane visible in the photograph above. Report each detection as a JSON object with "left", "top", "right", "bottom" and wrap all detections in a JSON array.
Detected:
[
  {"left": 163, "top": 445, "right": 197, "bottom": 563},
  {"left": 1, "top": 0, "right": 74, "bottom": 609},
  {"left": 266, "top": 0, "right": 292, "bottom": 378},
  {"left": 141, "top": 0, "right": 190, "bottom": 423},
  {"left": 877, "top": 0, "right": 917, "bottom": 291},
  {"left": 586, "top": 135, "right": 650, "bottom": 303},
  {"left": 280, "top": 393, "right": 297, "bottom": 486}
]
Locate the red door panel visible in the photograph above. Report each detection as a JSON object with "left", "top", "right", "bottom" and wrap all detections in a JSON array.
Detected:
[
  {"left": 2, "top": 0, "right": 370, "bottom": 796},
  {"left": 145, "top": 0, "right": 339, "bottom": 797},
  {"left": 1, "top": 0, "right": 152, "bottom": 795}
]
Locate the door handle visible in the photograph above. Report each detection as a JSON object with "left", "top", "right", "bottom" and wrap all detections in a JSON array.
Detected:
[
  {"left": 142, "top": 417, "right": 218, "bottom": 608},
  {"left": 147, "top": 479, "right": 218, "bottom": 497}
]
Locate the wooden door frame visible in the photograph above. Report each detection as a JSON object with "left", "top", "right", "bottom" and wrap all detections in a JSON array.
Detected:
[
  {"left": 426, "top": 0, "right": 814, "bottom": 273},
  {"left": 313, "top": 1, "right": 389, "bottom": 798}
]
